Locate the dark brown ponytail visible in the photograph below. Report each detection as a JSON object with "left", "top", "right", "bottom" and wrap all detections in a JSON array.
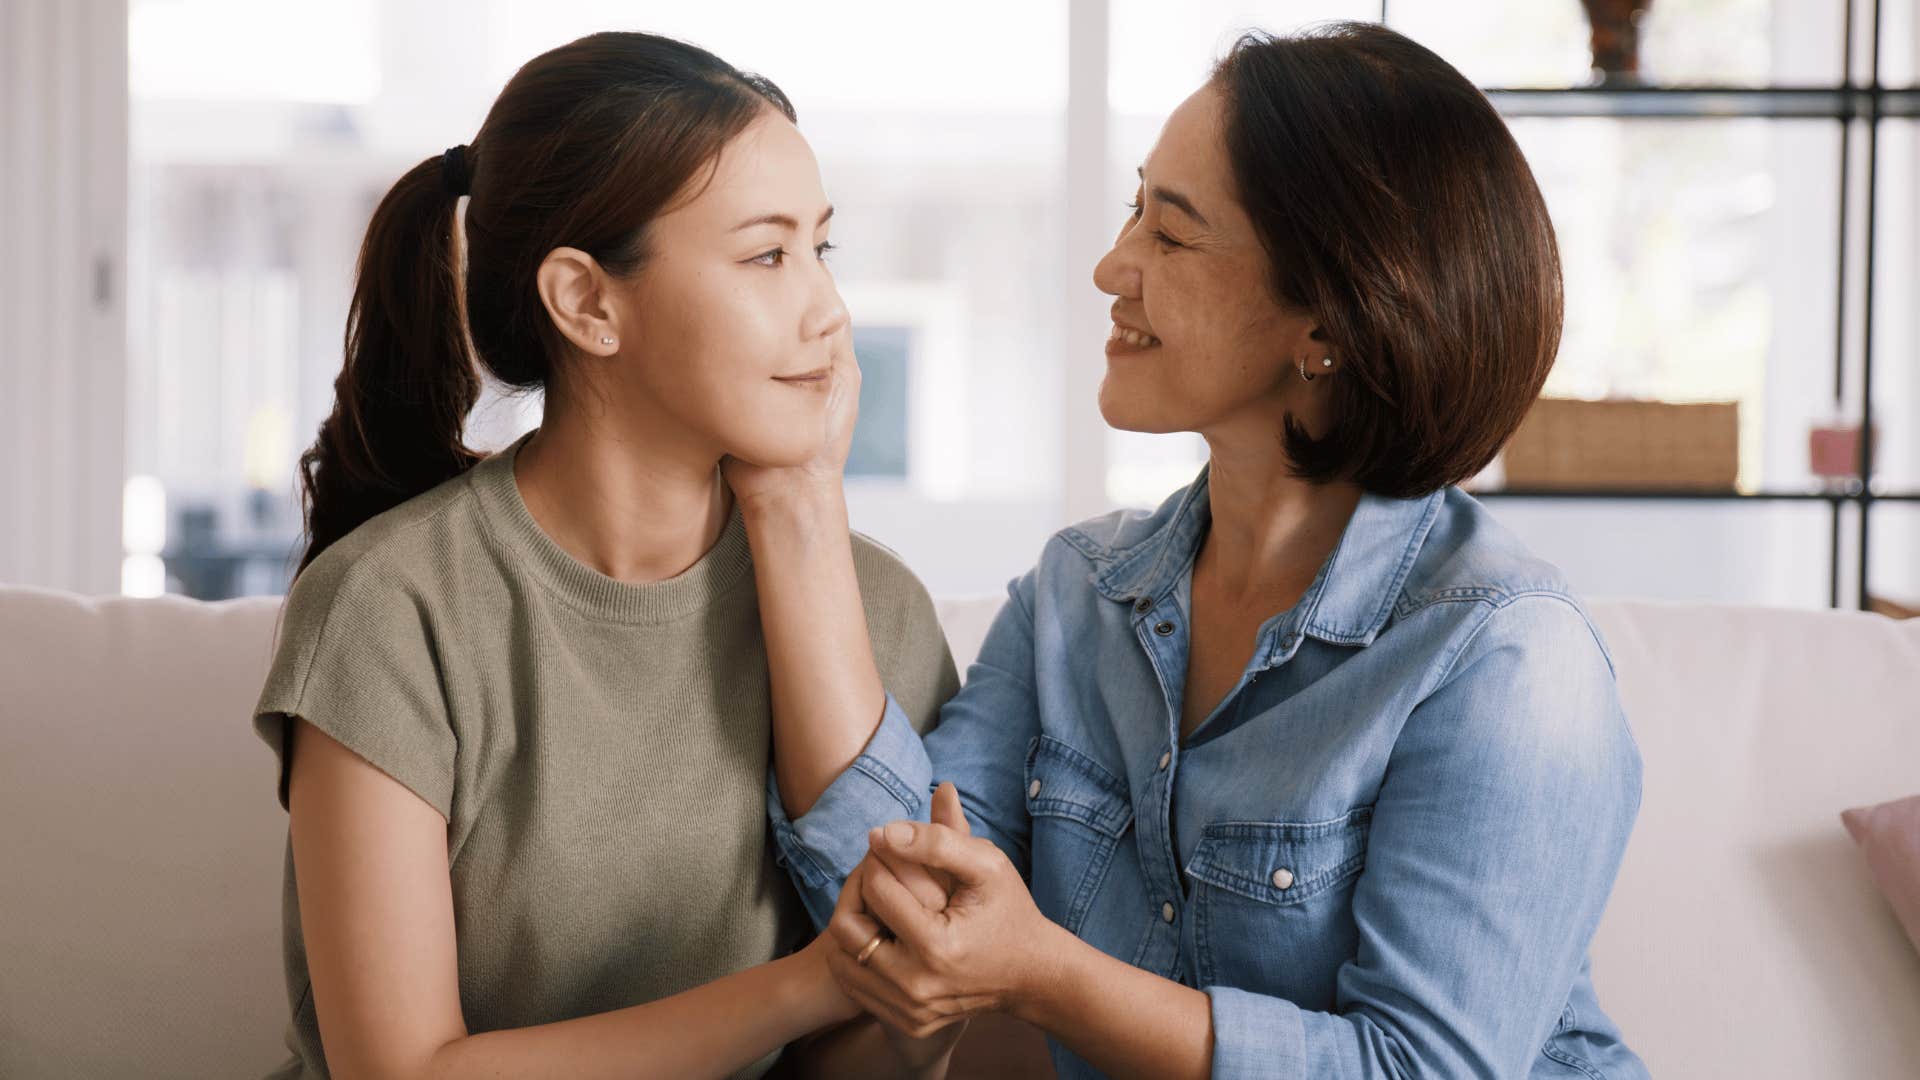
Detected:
[
  {"left": 295, "top": 156, "right": 479, "bottom": 573},
  {"left": 294, "top": 32, "right": 795, "bottom": 575}
]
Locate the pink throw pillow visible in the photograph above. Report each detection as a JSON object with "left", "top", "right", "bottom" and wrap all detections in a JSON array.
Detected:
[{"left": 1842, "top": 794, "right": 1920, "bottom": 954}]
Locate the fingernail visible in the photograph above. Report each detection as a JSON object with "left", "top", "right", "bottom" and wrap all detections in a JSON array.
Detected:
[{"left": 885, "top": 822, "right": 912, "bottom": 846}]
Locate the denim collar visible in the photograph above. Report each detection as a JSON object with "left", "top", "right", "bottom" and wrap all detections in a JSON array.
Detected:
[{"left": 1092, "top": 464, "right": 1445, "bottom": 651}]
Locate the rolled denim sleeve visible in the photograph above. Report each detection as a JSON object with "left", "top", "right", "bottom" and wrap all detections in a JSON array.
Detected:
[
  {"left": 1206, "top": 987, "right": 1309, "bottom": 1078},
  {"left": 1203, "top": 594, "right": 1643, "bottom": 1079},
  {"left": 766, "top": 692, "right": 934, "bottom": 929}
]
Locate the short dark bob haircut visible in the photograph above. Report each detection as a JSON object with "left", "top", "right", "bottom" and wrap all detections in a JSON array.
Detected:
[{"left": 1212, "top": 22, "right": 1563, "bottom": 498}]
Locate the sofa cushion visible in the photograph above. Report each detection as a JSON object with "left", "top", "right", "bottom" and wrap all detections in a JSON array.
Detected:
[{"left": 1842, "top": 794, "right": 1920, "bottom": 957}]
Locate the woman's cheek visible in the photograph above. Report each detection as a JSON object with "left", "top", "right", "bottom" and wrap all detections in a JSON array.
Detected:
[{"left": 720, "top": 288, "right": 792, "bottom": 380}]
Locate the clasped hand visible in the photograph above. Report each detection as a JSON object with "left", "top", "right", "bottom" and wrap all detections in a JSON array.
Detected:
[{"left": 823, "top": 782, "right": 1054, "bottom": 1047}]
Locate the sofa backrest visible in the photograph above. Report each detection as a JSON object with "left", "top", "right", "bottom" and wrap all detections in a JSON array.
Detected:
[
  {"left": 1, "top": 588, "right": 290, "bottom": 1078},
  {"left": 2, "top": 585, "right": 1916, "bottom": 1078}
]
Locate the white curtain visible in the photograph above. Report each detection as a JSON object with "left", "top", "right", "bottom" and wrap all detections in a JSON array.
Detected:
[{"left": 0, "top": 0, "right": 128, "bottom": 593}]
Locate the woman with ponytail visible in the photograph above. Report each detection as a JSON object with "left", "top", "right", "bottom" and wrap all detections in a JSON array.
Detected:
[{"left": 251, "top": 32, "right": 964, "bottom": 1079}]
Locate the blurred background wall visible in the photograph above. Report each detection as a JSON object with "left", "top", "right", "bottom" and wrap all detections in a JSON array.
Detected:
[{"left": 2, "top": 0, "right": 1917, "bottom": 611}]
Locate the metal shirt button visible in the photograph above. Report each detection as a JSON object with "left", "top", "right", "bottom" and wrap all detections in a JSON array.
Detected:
[
  {"left": 1135, "top": 597, "right": 1154, "bottom": 613},
  {"left": 1161, "top": 901, "right": 1176, "bottom": 923},
  {"left": 1157, "top": 750, "right": 1171, "bottom": 770},
  {"left": 1028, "top": 779, "right": 1042, "bottom": 798},
  {"left": 1154, "top": 621, "right": 1176, "bottom": 636},
  {"left": 1272, "top": 867, "right": 1295, "bottom": 890}
]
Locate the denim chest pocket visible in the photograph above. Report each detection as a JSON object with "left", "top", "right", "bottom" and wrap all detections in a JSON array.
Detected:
[
  {"left": 1184, "top": 807, "right": 1371, "bottom": 1002},
  {"left": 1024, "top": 734, "right": 1134, "bottom": 935}
]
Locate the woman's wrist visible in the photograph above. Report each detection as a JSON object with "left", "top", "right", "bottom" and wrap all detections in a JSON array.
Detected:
[
  {"left": 787, "top": 937, "right": 864, "bottom": 1030},
  {"left": 1006, "top": 918, "right": 1087, "bottom": 1030},
  {"left": 735, "top": 475, "right": 848, "bottom": 531},
  {"left": 738, "top": 479, "right": 855, "bottom": 587}
]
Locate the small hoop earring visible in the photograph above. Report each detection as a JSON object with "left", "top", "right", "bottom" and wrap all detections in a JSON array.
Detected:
[
  {"left": 599, "top": 337, "right": 615, "bottom": 346},
  {"left": 1298, "top": 357, "right": 1316, "bottom": 382}
]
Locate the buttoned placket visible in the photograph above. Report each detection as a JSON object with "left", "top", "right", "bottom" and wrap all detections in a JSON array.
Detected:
[
  {"left": 1128, "top": 587, "right": 1186, "bottom": 982},
  {"left": 1124, "top": 581, "right": 1315, "bottom": 986}
]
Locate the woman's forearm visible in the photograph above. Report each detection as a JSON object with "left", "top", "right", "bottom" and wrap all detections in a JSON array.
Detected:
[
  {"left": 419, "top": 947, "right": 851, "bottom": 1079},
  {"left": 1015, "top": 920, "right": 1215, "bottom": 1080},
  {"left": 743, "top": 484, "right": 888, "bottom": 819}
]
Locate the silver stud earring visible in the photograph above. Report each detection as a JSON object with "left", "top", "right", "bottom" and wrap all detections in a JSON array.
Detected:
[
  {"left": 1299, "top": 356, "right": 1333, "bottom": 382},
  {"left": 599, "top": 336, "right": 615, "bottom": 346}
]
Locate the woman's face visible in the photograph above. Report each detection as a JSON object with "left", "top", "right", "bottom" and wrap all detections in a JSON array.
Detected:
[
  {"left": 566, "top": 108, "right": 850, "bottom": 469},
  {"left": 1092, "top": 82, "right": 1328, "bottom": 440}
]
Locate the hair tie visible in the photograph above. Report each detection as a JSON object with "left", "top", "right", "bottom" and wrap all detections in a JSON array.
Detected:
[{"left": 440, "top": 144, "right": 470, "bottom": 198}]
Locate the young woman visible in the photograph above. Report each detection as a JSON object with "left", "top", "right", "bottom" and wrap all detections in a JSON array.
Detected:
[
  {"left": 250, "top": 32, "right": 961, "bottom": 1079},
  {"left": 760, "top": 22, "right": 1649, "bottom": 1080}
]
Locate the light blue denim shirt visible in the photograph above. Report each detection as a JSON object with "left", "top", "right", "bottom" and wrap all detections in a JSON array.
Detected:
[{"left": 768, "top": 468, "right": 1646, "bottom": 1080}]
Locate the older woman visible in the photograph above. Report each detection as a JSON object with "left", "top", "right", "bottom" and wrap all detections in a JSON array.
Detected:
[{"left": 737, "top": 21, "right": 1646, "bottom": 1080}]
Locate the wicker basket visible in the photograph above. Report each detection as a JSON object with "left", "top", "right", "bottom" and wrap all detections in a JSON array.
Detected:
[
  {"left": 1501, "top": 398, "right": 1740, "bottom": 491},
  {"left": 1867, "top": 595, "right": 1918, "bottom": 620}
]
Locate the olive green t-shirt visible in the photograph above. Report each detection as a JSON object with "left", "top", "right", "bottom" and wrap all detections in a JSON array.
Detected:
[{"left": 251, "top": 428, "right": 959, "bottom": 1079}]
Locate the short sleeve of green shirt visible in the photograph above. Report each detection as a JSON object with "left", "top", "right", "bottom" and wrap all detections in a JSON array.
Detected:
[{"left": 253, "top": 552, "right": 457, "bottom": 821}]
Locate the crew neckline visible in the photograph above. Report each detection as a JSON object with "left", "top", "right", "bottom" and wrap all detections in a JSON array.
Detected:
[{"left": 468, "top": 428, "right": 753, "bottom": 624}]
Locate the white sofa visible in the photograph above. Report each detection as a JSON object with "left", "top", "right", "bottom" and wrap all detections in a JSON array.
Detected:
[{"left": 2, "top": 585, "right": 1917, "bottom": 1079}]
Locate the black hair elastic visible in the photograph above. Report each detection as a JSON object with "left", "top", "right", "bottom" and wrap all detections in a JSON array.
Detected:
[{"left": 441, "top": 144, "right": 471, "bottom": 198}]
